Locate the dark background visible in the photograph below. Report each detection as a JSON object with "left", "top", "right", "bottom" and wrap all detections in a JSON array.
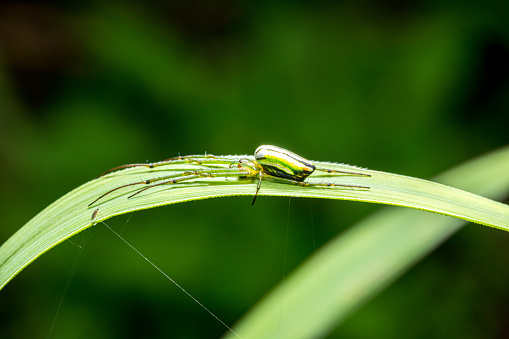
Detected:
[{"left": 0, "top": 0, "right": 508, "bottom": 338}]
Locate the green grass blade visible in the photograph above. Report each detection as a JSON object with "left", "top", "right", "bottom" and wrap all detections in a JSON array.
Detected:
[
  {"left": 225, "top": 146, "right": 509, "bottom": 338},
  {"left": 1, "top": 148, "right": 508, "bottom": 296}
]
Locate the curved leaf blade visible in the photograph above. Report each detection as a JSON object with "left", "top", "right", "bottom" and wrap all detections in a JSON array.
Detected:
[{"left": 1, "top": 150, "right": 508, "bottom": 294}]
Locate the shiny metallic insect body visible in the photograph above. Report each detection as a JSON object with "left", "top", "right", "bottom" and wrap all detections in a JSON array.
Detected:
[{"left": 89, "top": 145, "right": 370, "bottom": 206}]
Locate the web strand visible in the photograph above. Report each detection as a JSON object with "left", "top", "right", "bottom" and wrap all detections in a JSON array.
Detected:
[
  {"left": 278, "top": 197, "right": 291, "bottom": 338},
  {"left": 47, "top": 229, "right": 90, "bottom": 338},
  {"left": 102, "top": 221, "right": 241, "bottom": 338}
]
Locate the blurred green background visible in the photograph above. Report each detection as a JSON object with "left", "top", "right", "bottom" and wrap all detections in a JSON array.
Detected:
[{"left": 0, "top": 0, "right": 508, "bottom": 338}]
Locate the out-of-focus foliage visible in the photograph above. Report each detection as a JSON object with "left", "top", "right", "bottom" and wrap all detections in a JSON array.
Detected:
[{"left": 0, "top": 1, "right": 507, "bottom": 338}]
